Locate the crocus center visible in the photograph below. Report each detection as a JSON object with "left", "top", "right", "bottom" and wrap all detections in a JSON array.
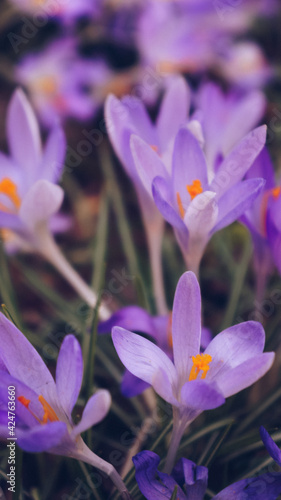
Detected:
[
  {"left": 186, "top": 179, "right": 203, "bottom": 201},
  {"left": 0, "top": 178, "right": 21, "bottom": 212},
  {"left": 188, "top": 353, "right": 212, "bottom": 381},
  {"left": 35, "top": 76, "right": 57, "bottom": 96},
  {"left": 18, "top": 395, "right": 59, "bottom": 424},
  {"left": 261, "top": 186, "right": 281, "bottom": 236},
  {"left": 176, "top": 180, "right": 203, "bottom": 218}
]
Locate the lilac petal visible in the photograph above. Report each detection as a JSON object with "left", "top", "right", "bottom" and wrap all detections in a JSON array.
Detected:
[
  {"left": 98, "top": 306, "right": 155, "bottom": 337},
  {"left": 181, "top": 380, "right": 225, "bottom": 410},
  {"left": 40, "top": 126, "right": 66, "bottom": 183},
  {"left": 260, "top": 427, "right": 281, "bottom": 466},
  {"left": 212, "top": 178, "right": 265, "bottom": 233},
  {"left": 19, "top": 180, "right": 64, "bottom": 230},
  {"left": 130, "top": 135, "right": 168, "bottom": 197},
  {"left": 214, "top": 472, "right": 281, "bottom": 500},
  {"left": 156, "top": 76, "right": 190, "bottom": 151},
  {"left": 121, "top": 370, "right": 150, "bottom": 398},
  {"left": 201, "top": 327, "right": 212, "bottom": 351},
  {"left": 172, "top": 272, "right": 201, "bottom": 383},
  {"left": 172, "top": 128, "right": 208, "bottom": 201},
  {"left": 205, "top": 321, "right": 266, "bottom": 380},
  {"left": 0, "top": 313, "right": 58, "bottom": 408},
  {"left": 172, "top": 458, "right": 208, "bottom": 499},
  {"left": 246, "top": 147, "right": 275, "bottom": 188},
  {"left": 211, "top": 126, "right": 267, "bottom": 198},
  {"left": 7, "top": 89, "right": 41, "bottom": 178},
  {"left": 56, "top": 335, "right": 83, "bottom": 418},
  {"left": 122, "top": 96, "right": 158, "bottom": 146},
  {"left": 214, "top": 353, "right": 274, "bottom": 398},
  {"left": 152, "top": 369, "right": 179, "bottom": 406},
  {"left": 222, "top": 91, "right": 266, "bottom": 155},
  {"left": 112, "top": 327, "right": 177, "bottom": 388},
  {"left": 152, "top": 176, "right": 188, "bottom": 235},
  {"left": 184, "top": 191, "right": 218, "bottom": 236},
  {"left": 17, "top": 421, "right": 68, "bottom": 452},
  {"left": 0, "top": 212, "right": 24, "bottom": 232},
  {"left": 71, "top": 390, "right": 111, "bottom": 438},
  {"left": 133, "top": 450, "right": 186, "bottom": 500}
]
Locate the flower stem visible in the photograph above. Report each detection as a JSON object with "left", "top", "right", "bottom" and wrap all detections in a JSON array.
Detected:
[
  {"left": 143, "top": 214, "right": 168, "bottom": 315},
  {"left": 164, "top": 416, "right": 186, "bottom": 474},
  {"left": 34, "top": 224, "right": 110, "bottom": 321}
]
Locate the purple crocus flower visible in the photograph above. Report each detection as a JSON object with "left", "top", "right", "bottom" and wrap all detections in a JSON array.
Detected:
[
  {"left": 105, "top": 76, "right": 190, "bottom": 313},
  {"left": 9, "top": 0, "right": 101, "bottom": 23},
  {"left": 0, "top": 313, "right": 130, "bottom": 499},
  {"left": 0, "top": 88, "right": 110, "bottom": 319},
  {"left": 112, "top": 271, "right": 274, "bottom": 472},
  {"left": 131, "top": 124, "right": 266, "bottom": 274},
  {"left": 99, "top": 305, "right": 211, "bottom": 398},
  {"left": 133, "top": 450, "right": 281, "bottom": 499},
  {"left": 15, "top": 39, "right": 110, "bottom": 127},
  {"left": 260, "top": 426, "right": 281, "bottom": 468}
]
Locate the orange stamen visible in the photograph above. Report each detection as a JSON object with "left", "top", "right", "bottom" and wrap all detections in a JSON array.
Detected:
[
  {"left": 186, "top": 179, "right": 203, "bottom": 201},
  {"left": 35, "top": 76, "right": 57, "bottom": 95},
  {"left": 18, "top": 394, "right": 59, "bottom": 425},
  {"left": 0, "top": 178, "right": 21, "bottom": 212},
  {"left": 150, "top": 145, "right": 159, "bottom": 153},
  {"left": 189, "top": 354, "right": 212, "bottom": 381},
  {"left": 261, "top": 186, "right": 281, "bottom": 236},
  {"left": 176, "top": 192, "right": 185, "bottom": 219}
]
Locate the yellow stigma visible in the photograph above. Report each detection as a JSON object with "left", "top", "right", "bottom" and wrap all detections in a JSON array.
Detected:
[
  {"left": 186, "top": 179, "right": 203, "bottom": 201},
  {"left": 18, "top": 395, "right": 59, "bottom": 425},
  {"left": 189, "top": 353, "right": 212, "bottom": 381},
  {"left": 176, "top": 192, "right": 185, "bottom": 219},
  {"left": 0, "top": 178, "right": 21, "bottom": 212}
]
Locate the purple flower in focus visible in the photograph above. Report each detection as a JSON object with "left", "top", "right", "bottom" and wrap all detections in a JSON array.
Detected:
[
  {"left": 0, "top": 313, "right": 130, "bottom": 498},
  {"left": 133, "top": 450, "right": 281, "bottom": 500},
  {"left": 99, "top": 305, "right": 212, "bottom": 397},
  {"left": 15, "top": 39, "right": 111, "bottom": 127},
  {"left": 112, "top": 271, "right": 274, "bottom": 471},
  {"left": 131, "top": 124, "right": 266, "bottom": 274}
]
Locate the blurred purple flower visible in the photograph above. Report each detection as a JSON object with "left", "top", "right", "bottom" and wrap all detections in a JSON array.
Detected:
[
  {"left": 15, "top": 39, "right": 111, "bottom": 127},
  {"left": 106, "top": 76, "right": 190, "bottom": 313},
  {"left": 0, "top": 313, "right": 130, "bottom": 498},
  {"left": 9, "top": 0, "right": 101, "bottom": 23},
  {"left": 112, "top": 271, "right": 274, "bottom": 471},
  {"left": 99, "top": 305, "right": 211, "bottom": 397},
  {"left": 133, "top": 450, "right": 281, "bottom": 500}
]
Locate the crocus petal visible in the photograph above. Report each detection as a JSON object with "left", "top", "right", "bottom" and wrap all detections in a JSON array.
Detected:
[
  {"left": 71, "top": 390, "right": 111, "bottom": 438},
  {"left": 156, "top": 76, "right": 190, "bottom": 151},
  {"left": 133, "top": 451, "right": 186, "bottom": 500},
  {"left": 0, "top": 313, "right": 58, "bottom": 408},
  {"left": 211, "top": 126, "right": 267, "bottom": 198},
  {"left": 214, "top": 353, "right": 274, "bottom": 398},
  {"left": 172, "top": 272, "right": 201, "bottom": 383},
  {"left": 112, "top": 327, "right": 177, "bottom": 388},
  {"left": 152, "top": 369, "right": 179, "bottom": 406},
  {"left": 180, "top": 380, "right": 225, "bottom": 410},
  {"left": 184, "top": 191, "right": 218, "bottom": 237},
  {"left": 260, "top": 427, "right": 281, "bottom": 466},
  {"left": 130, "top": 135, "right": 168, "bottom": 197},
  {"left": 152, "top": 176, "right": 188, "bottom": 233},
  {"left": 121, "top": 96, "right": 158, "bottom": 146},
  {"left": 7, "top": 89, "right": 41, "bottom": 178},
  {"left": 0, "top": 212, "right": 24, "bottom": 232},
  {"left": 56, "top": 335, "right": 83, "bottom": 418},
  {"left": 19, "top": 179, "right": 64, "bottom": 230},
  {"left": 172, "top": 128, "right": 209, "bottom": 201},
  {"left": 212, "top": 178, "right": 265, "bottom": 233},
  {"left": 214, "top": 473, "right": 281, "bottom": 500},
  {"left": 98, "top": 306, "right": 156, "bottom": 337},
  {"left": 17, "top": 421, "right": 68, "bottom": 452},
  {"left": 121, "top": 370, "right": 150, "bottom": 398},
  {"left": 205, "top": 321, "right": 266, "bottom": 381},
  {"left": 40, "top": 126, "right": 66, "bottom": 183},
  {"left": 173, "top": 458, "right": 208, "bottom": 500}
]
